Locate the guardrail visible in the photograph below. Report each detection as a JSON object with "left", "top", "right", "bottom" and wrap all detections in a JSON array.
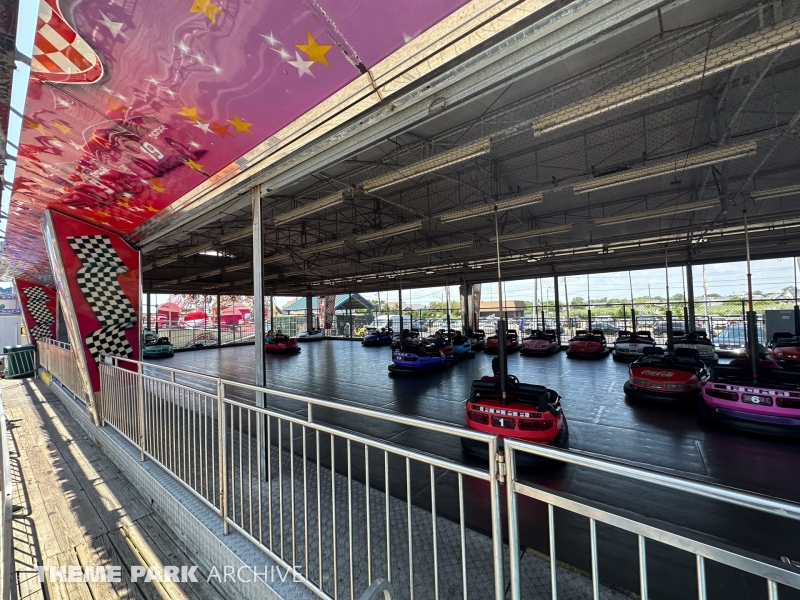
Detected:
[
  {"left": 0, "top": 383, "right": 12, "bottom": 599},
  {"left": 98, "top": 355, "right": 503, "bottom": 600},
  {"left": 37, "top": 340, "right": 84, "bottom": 403},
  {"left": 503, "top": 438, "right": 800, "bottom": 600},
  {"left": 48, "top": 351, "right": 800, "bottom": 600}
]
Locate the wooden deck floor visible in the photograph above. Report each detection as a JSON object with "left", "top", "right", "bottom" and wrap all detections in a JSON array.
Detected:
[{"left": 1, "top": 378, "right": 227, "bottom": 600}]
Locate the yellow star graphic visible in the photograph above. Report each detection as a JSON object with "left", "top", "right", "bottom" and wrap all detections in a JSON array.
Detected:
[
  {"left": 107, "top": 97, "right": 128, "bottom": 113},
  {"left": 183, "top": 158, "right": 204, "bottom": 172},
  {"left": 96, "top": 209, "right": 110, "bottom": 218},
  {"left": 145, "top": 205, "right": 159, "bottom": 213},
  {"left": 24, "top": 120, "right": 46, "bottom": 133},
  {"left": 296, "top": 31, "right": 332, "bottom": 67},
  {"left": 189, "top": 0, "right": 223, "bottom": 24},
  {"left": 51, "top": 121, "right": 71, "bottom": 135},
  {"left": 147, "top": 178, "right": 166, "bottom": 193},
  {"left": 178, "top": 105, "right": 202, "bottom": 122},
  {"left": 226, "top": 114, "right": 252, "bottom": 134},
  {"left": 117, "top": 200, "right": 131, "bottom": 209}
]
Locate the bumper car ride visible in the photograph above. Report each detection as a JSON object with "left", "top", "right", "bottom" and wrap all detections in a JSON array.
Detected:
[
  {"left": 699, "top": 363, "right": 800, "bottom": 438},
  {"left": 461, "top": 378, "right": 569, "bottom": 466},
  {"left": 265, "top": 339, "right": 301, "bottom": 354},
  {"left": 566, "top": 330, "right": 609, "bottom": 358},
  {"left": 388, "top": 348, "right": 449, "bottom": 375}
]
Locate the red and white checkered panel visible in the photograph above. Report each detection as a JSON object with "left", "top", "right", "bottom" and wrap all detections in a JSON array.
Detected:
[{"left": 32, "top": 0, "right": 103, "bottom": 84}]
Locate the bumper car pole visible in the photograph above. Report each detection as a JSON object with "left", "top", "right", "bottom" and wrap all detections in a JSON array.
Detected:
[
  {"left": 665, "top": 247, "right": 674, "bottom": 352},
  {"left": 744, "top": 210, "right": 760, "bottom": 382},
  {"left": 494, "top": 209, "right": 508, "bottom": 403}
]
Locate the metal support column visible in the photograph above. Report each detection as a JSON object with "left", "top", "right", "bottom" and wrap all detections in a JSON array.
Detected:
[
  {"left": 306, "top": 295, "right": 313, "bottom": 332},
  {"left": 252, "top": 187, "right": 267, "bottom": 482},
  {"left": 216, "top": 294, "right": 222, "bottom": 345},
  {"left": 686, "top": 263, "right": 696, "bottom": 332},
  {"left": 398, "top": 282, "right": 403, "bottom": 333},
  {"left": 146, "top": 293, "right": 151, "bottom": 335},
  {"left": 253, "top": 186, "right": 266, "bottom": 398},
  {"left": 553, "top": 275, "right": 562, "bottom": 346}
]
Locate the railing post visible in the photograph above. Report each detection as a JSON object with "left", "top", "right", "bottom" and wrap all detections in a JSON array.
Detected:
[
  {"left": 488, "top": 437, "right": 505, "bottom": 599},
  {"left": 137, "top": 362, "right": 145, "bottom": 462},
  {"left": 217, "top": 378, "right": 228, "bottom": 534},
  {"left": 504, "top": 443, "right": 521, "bottom": 600}
]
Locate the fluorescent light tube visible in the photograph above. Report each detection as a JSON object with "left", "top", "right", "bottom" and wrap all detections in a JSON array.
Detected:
[
  {"left": 357, "top": 220, "right": 423, "bottom": 243},
  {"left": 490, "top": 224, "right": 572, "bottom": 242},
  {"left": 361, "top": 253, "right": 406, "bottom": 263},
  {"left": 573, "top": 142, "right": 756, "bottom": 195},
  {"left": 415, "top": 240, "right": 474, "bottom": 255},
  {"left": 594, "top": 198, "right": 720, "bottom": 226},
  {"left": 750, "top": 183, "right": 800, "bottom": 201},
  {"left": 273, "top": 192, "right": 345, "bottom": 226},
  {"left": 532, "top": 20, "right": 800, "bottom": 136},
  {"left": 197, "top": 269, "right": 223, "bottom": 279},
  {"left": 220, "top": 228, "right": 253, "bottom": 244},
  {"left": 437, "top": 191, "right": 544, "bottom": 223},
  {"left": 225, "top": 261, "right": 253, "bottom": 272},
  {"left": 296, "top": 239, "right": 346, "bottom": 256},
  {"left": 363, "top": 138, "right": 491, "bottom": 193},
  {"left": 263, "top": 252, "right": 291, "bottom": 264}
]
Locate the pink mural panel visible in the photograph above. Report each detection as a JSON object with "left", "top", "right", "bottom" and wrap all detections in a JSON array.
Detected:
[{"left": 4, "top": 0, "right": 470, "bottom": 283}]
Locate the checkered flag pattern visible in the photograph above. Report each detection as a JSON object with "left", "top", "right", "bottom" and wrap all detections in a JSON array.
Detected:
[
  {"left": 22, "top": 286, "right": 55, "bottom": 341},
  {"left": 32, "top": 0, "right": 103, "bottom": 84},
  {"left": 68, "top": 235, "right": 137, "bottom": 362}
]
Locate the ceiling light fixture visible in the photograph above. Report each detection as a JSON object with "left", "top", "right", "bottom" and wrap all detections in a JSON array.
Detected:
[
  {"left": 357, "top": 220, "right": 423, "bottom": 243},
  {"left": 490, "top": 223, "right": 573, "bottom": 242},
  {"left": 414, "top": 240, "right": 474, "bottom": 255},
  {"left": 363, "top": 138, "right": 491, "bottom": 193},
  {"left": 750, "top": 183, "right": 800, "bottom": 201},
  {"left": 273, "top": 191, "right": 345, "bottom": 226},
  {"left": 360, "top": 252, "right": 406, "bottom": 264},
  {"left": 593, "top": 198, "right": 721, "bottom": 226},
  {"left": 573, "top": 142, "right": 757, "bottom": 195},
  {"left": 296, "top": 239, "right": 346, "bottom": 256},
  {"left": 532, "top": 20, "right": 800, "bottom": 136},
  {"left": 437, "top": 191, "right": 543, "bottom": 223}
]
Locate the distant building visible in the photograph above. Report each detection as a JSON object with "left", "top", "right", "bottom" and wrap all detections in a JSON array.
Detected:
[
  {"left": 282, "top": 294, "right": 375, "bottom": 315},
  {"left": 480, "top": 300, "right": 527, "bottom": 318}
]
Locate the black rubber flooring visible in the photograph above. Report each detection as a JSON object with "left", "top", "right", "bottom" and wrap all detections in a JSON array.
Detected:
[{"left": 151, "top": 342, "right": 800, "bottom": 600}]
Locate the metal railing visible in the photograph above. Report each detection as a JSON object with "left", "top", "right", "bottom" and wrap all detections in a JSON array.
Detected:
[
  {"left": 98, "top": 356, "right": 503, "bottom": 600},
  {"left": 37, "top": 339, "right": 85, "bottom": 403},
  {"left": 0, "top": 383, "right": 13, "bottom": 599},
  {"left": 503, "top": 438, "right": 800, "bottom": 600},
  {"left": 42, "top": 351, "right": 800, "bottom": 599}
]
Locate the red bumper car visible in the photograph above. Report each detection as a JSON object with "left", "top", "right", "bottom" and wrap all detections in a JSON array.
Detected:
[
  {"left": 566, "top": 330, "right": 609, "bottom": 359},
  {"left": 768, "top": 332, "right": 800, "bottom": 369},
  {"left": 623, "top": 347, "right": 707, "bottom": 403},
  {"left": 520, "top": 329, "right": 560, "bottom": 356},
  {"left": 484, "top": 329, "right": 522, "bottom": 354}
]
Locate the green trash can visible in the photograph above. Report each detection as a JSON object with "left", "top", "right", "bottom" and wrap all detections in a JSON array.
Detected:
[{"left": 3, "top": 345, "right": 36, "bottom": 379}]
